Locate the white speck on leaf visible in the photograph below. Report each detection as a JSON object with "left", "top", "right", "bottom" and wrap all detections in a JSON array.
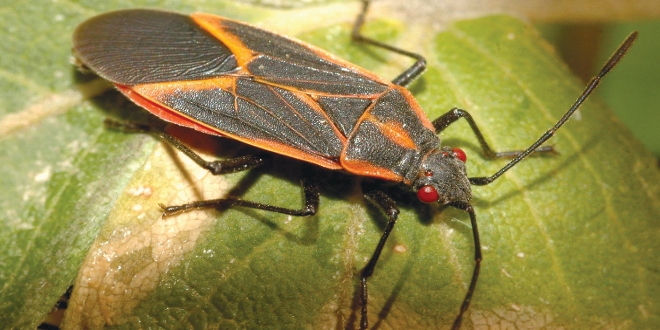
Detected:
[
  {"left": 34, "top": 166, "right": 52, "bottom": 182},
  {"left": 392, "top": 244, "right": 408, "bottom": 254}
]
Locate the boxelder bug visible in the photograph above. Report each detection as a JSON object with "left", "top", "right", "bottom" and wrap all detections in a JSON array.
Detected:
[{"left": 72, "top": 1, "right": 637, "bottom": 328}]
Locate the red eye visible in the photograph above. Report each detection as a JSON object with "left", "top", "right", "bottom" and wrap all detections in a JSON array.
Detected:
[
  {"left": 452, "top": 148, "right": 467, "bottom": 162},
  {"left": 417, "top": 185, "right": 439, "bottom": 203}
]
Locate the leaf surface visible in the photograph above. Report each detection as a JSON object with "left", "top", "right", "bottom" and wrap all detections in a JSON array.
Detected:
[{"left": 0, "top": 1, "right": 658, "bottom": 329}]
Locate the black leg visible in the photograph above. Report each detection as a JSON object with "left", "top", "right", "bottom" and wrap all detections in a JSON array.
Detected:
[
  {"left": 105, "top": 119, "right": 319, "bottom": 218},
  {"left": 160, "top": 179, "right": 319, "bottom": 218},
  {"left": 359, "top": 190, "right": 400, "bottom": 330},
  {"left": 104, "top": 119, "right": 265, "bottom": 174},
  {"left": 447, "top": 202, "right": 481, "bottom": 330},
  {"left": 432, "top": 108, "right": 555, "bottom": 159},
  {"left": 352, "top": 0, "right": 426, "bottom": 87}
]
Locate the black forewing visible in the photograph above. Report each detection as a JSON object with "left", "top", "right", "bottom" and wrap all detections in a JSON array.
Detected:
[
  {"left": 149, "top": 78, "right": 345, "bottom": 160},
  {"left": 73, "top": 9, "right": 239, "bottom": 85},
  {"left": 74, "top": 9, "right": 395, "bottom": 163},
  {"left": 219, "top": 19, "right": 389, "bottom": 96},
  {"left": 317, "top": 96, "right": 372, "bottom": 137}
]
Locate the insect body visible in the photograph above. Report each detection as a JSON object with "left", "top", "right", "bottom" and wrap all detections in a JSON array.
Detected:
[{"left": 73, "top": 2, "right": 637, "bottom": 329}]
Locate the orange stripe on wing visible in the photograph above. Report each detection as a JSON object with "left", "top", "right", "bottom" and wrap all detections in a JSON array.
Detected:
[
  {"left": 252, "top": 138, "right": 343, "bottom": 170},
  {"left": 364, "top": 114, "right": 419, "bottom": 150},
  {"left": 192, "top": 12, "right": 391, "bottom": 88},
  {"left": 340, "top": 158, "right": 403, "bottom": 182},
  {"left": 192, "top": 13, "right": 255, "bottom": 69},
  {"left": 132, "top": 77, "right": 236, "bottom": 95}
]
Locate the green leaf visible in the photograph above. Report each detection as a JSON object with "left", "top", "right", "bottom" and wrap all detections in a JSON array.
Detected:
[
  {"left": 1, "top": 1, "right": 659, "bottom": 330},
  {"left": 597, "top": 22, "right": 660, "bottom": 157}
]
